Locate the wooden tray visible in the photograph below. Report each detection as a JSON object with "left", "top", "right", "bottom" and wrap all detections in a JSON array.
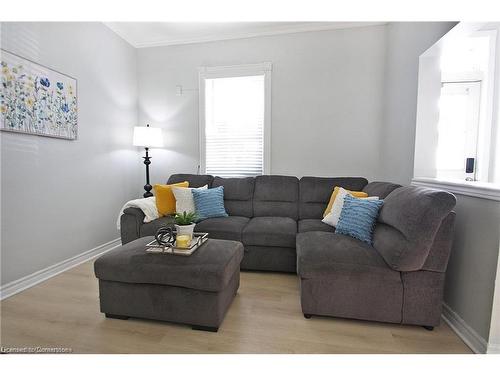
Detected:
[{"left": 145, "top": 232, "right": 208, "bottom": 256}]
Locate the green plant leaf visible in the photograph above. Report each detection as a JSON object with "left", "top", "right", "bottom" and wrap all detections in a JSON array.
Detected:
[{"left": 174, "top": 211, "right": 198, "bottom": 225}]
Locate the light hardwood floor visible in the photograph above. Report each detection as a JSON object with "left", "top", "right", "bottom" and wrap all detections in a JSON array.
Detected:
[{"left": 1, "top": 260, "right": 472, "bottom": 354}]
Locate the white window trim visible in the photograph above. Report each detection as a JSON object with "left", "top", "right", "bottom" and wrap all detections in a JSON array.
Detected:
[
  {"left": 437, "top": 30, "right": 498, "bottom": 183},
  {"left": 412, "top": 177, "right": 500, "bottom": 201},
  {"left": 436, "top": 80, "right": 482, "bottom": 180},
  {"left": 477, "top": 29, "right": 497, "bottom": 182},
  {"left": 198, "top": 62, "right": 272, "bottom": 175}
]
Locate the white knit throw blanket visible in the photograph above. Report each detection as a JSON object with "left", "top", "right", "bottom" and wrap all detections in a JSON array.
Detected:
[{"left": 116, "top": 196, "right": 159, "bottom": 230}]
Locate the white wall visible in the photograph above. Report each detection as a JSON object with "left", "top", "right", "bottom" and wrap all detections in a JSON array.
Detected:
[
  {"left": 0, "top": 22, "right": 140, "bottom": 284},
  {"left": 382, "top": 22, "right": 457, "bottom": 184},
  {"left": 137, "top": 25, "right": 387, "bottom": 183},
  {"left": 413, "top": 54, "right": 442, "bottom": 179},
  {"left": 393, "top": 22, "right": 500, "bottom": 351}
]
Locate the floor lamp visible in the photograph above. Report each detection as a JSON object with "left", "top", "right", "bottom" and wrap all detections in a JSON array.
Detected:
[{"left": 133, "top": 124, "right": 164, "bottom": 198}]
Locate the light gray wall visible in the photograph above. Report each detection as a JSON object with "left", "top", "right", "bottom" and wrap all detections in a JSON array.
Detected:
[
  {"left": 384, "top": 22, "right": 500, "bottom": 348},
  {"left": 488, "top": 251, "right": 500, "bottom": 353},
  {"left": 137, "top": 25, "right": 387, "bottom": 183},
  {"left": 0, "top": 22, "right": 140, "bottom": 284},
  {"left": 443, "top": 195, "right": 500, "bottom": 341},
  {"left": 382, "top": 22, "right": 457, "bottom": 184}
]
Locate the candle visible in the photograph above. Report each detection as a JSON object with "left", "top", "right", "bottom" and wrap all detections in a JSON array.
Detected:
[{"left": 176, "top": 235, "right": 191, "bottom": 249}]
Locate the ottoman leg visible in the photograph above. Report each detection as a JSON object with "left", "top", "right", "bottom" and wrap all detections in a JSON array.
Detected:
[
  {"left": 105, "top": 313, "right": 129, "bottom": 320},
  {"left": 192, "top": 325, "right": 219, "bottom": 332}
]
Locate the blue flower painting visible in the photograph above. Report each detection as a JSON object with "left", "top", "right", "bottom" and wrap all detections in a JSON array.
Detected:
[
  {"left": 40, "top": 77, "right": 50, "bottom": 87},
  {"left": 0, "top": 50, "right": 77, "bottom": 140}
]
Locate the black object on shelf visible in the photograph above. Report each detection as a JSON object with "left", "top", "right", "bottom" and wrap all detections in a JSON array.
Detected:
[{"left": 466, "top": 158, "right": 475, "bottom": 174}]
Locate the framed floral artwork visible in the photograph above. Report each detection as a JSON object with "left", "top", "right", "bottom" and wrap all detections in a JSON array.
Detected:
[{"left": 1, "top": 49, "right": 77, "bottom": 140}]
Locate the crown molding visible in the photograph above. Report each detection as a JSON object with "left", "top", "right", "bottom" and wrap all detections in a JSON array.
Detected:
[{"left": 104, "top": 22, "right": 387, "bottom": 49}]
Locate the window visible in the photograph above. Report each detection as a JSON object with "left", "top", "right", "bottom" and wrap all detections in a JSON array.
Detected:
[
  {"left": 436, "top": 81, "right": 481, "bottom": 180},
  {"left": 414, "top": 24, "right": 500, "bottom": 192},
  {"left": 199, "top": 63, "right": 271, "bottom": 177},
  {"left": 435, "top": 30, "right": 497, "bottom": 183}
]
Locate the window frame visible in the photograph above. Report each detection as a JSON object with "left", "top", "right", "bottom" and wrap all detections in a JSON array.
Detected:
[
  {"left": 436, "top": 80, "right": 482, "bottom": 180},
  {"left": 437, "top": 30, "right": 498, "bottom": 183},
  {"left": 198, "top": 63, "right": 272, "bottom": 176},
  {"left": 414, "top": 23, "right": 500, "bottom": 196}
]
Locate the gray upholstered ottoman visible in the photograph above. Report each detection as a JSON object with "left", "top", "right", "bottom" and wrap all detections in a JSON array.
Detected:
[{"left": 94, "top": 236, "right": 244, "bottom": 332}]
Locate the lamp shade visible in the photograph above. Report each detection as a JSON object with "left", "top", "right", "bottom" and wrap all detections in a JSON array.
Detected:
[{"left": 133, "top": 126, "right": 164, "bottom": 148}]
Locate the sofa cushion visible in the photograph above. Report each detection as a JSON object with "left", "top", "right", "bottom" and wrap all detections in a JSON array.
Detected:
[
  {"left": 241, "top": 246, "right": 297, "bottom": 273},
  {"left": 192, "top": 186, "right": 228, "bottom": 220},
  {"left": 323, "top": 186, "right": 368, "bottom": 217},
  {"left": 362, "top": 181, "right": 401, "bottom": 199},
  {"left": 253, "top": 175, "right": 299, "bottom": 220},
  {"left": 297, "top": 232, "right": 403, "bottom": 323},
  {"left": 242, "top": 217, "right": 297, "bottom": 248},
  {"left": 299, "top": 177, "right": 368, "bottom": 219},
  {"left": 171, "top": 185, "right": 207, "bottom": 215},
  {"left": 153, "top": 181, "right": 189, "bottom": 216},
  {"left": 298, "top": 219, "right": 334, "bottom": 233},
  {"left": 296, "top": 232, "right": 397, "bottom": 280},
  {"left": 167, "top": 173, "right": 214, "bottom": 188},
  {"left": 323, "top": 188, "right": 379, "bottom": 227},
  {"left": 195, "top": 216, "right": 250, "bottom": 242},
  {"left": 373, "top": 186, "right": 456, "bottom": 272},
  {"left": 335, "top": 195, "right": 384, "bottom": 244},
  {"left": 297, "top": 232, "right": 403, "bottom": 324},
  {"left": 212, "top": 176, "right": 254, "bottom": 217},
  {"left": 94, "top": 237, "right": 244, "bottom": 292}
]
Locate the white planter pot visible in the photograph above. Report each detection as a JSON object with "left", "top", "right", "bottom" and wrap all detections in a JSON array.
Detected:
[{"left": 175, "top": 223, "right": 196, "bottom": 239}]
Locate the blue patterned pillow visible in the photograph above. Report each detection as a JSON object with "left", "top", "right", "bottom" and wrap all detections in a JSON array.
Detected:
[
  {"left": 192, "top": 186, "right": 228, "bottom": 221},
  {"left": 335, "top": 195, "right": 384, "bottom": 244}
]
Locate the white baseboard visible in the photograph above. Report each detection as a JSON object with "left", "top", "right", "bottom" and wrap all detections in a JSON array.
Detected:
[
  {"left": 0, "top": 237, "right": 121, "bottom": 300},
  {"left": 487, "top": 343, "right": 500, "bottom": 354},
  {"left": 442, "top": 302, "right": 488, "bottom": 354}
]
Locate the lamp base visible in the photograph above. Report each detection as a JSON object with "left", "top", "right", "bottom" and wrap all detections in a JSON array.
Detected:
[
  {"left": 142, "top": 147, "right": 153, "bottom": 198},
  {"left": 143, "top": 184, "right": 153, "bottom": 198}
]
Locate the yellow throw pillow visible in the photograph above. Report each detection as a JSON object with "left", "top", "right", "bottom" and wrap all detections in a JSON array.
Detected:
[
  {"left": 323, "top": 186, "right": 368, "bottom": 217},
  {"left": 153, "top": 181, "right": 189, "bottom": 216}
]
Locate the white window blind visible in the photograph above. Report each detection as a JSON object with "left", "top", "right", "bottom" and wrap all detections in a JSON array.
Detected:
[{"left": 204, "top": 75, "right": 265, "bottom": 177}]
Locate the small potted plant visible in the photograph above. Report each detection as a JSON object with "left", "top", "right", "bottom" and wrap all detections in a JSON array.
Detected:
[{"left": 174, "top": 211, "right": 197, "bottom": 240}]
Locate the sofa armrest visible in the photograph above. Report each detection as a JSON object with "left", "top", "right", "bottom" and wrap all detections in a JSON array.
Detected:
[{"left": 120, "top": 207, "right": 145, "bottom": 244}]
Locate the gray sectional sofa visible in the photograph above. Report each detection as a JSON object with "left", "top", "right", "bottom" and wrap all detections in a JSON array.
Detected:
[{"left": 120, "top": 173, "right": 456, "bottom": 329}]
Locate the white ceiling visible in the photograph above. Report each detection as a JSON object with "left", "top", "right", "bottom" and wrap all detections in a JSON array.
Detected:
[{"left": 104, "top": 22, "right": 386, "bottom": 48}]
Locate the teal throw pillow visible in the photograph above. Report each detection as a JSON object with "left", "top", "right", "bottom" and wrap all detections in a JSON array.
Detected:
[
  {"left": 192, "top": 186, "right": 228, "bottom": 221},
  {"left": 335, "top": 195, "right": 384, "bottom": 244}
]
